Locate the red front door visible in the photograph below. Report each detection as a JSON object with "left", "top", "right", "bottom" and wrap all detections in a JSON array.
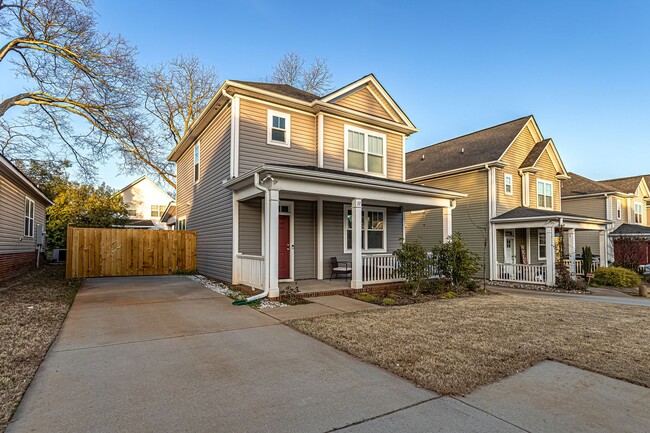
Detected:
[{"left": 278, "top": 215, "right": 291, "bottom": 279}]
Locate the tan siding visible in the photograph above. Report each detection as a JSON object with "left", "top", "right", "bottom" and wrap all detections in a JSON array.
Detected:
[
  {"left": 334, "top": 87, "right": 393, "bottom": 120},
  {"left": 322, "top": 115, "right": 403, "bottom": 181},
  {"left": 406, "top": 170, "right": 489, "bottom": 276},
  {"left": 497, "top": 126, "right": 535, "bottom": 215},
  {"left": 0, "top": 168, "right": 47, "bottom": 254},
  {"left": 561, "top": 196, "right": 607, "bottom": 220},
  {"left": 238, "top": 99, "right": 316, "bottom": 173},
  {"left": 176, "top": 104, "right": 233, "bottom": 281},
  {"left": 530, "top": 150, "right": 562, "bottom": 211}
]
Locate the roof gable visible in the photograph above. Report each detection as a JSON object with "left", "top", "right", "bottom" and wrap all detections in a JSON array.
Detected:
[
  {"left": 0, "top": 154, "right": 53, "bottom": 205},
  {"left": 599, "top": 175, "right": 650, "bottom": 197},
  {"left": 116, "top": 176, "right": 173, "bottom": 200},
  {"left": 519, "top": 138, "right": 568, "bottom": 176},
  {"left": 331, "top": 86, "right": 396, "bottom": 122}
]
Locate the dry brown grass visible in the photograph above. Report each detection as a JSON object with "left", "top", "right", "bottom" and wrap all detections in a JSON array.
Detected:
[
  {"left": 287, "top": 295, "right": 650, "bottom": 396},
  {"left": 0, "top": 266, "right": 80, "bottom": 432}
]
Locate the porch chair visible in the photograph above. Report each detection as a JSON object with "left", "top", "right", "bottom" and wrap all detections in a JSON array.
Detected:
[{"left": 330, "top": 257, "right": 352, "bottom": 281}]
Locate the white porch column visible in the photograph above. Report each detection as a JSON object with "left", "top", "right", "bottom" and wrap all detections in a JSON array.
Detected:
[
  {"left": 545, "top": 227, "right": 556, "bottom": 286},
  {"left": 442, "top": 206, "right": 453, "bottom": 242},
  {"left": 599, "top": 230, "right": 609, "bottom": 268},
  {"left": 232, "top": 191, "right": 240, "bottom": 285},
  {"left": 268, "top": 189, "right": 280, "bottom": 298},
  {"left": 351, "top": 198, "right": 363, "bottom": 289},
  {"left": 567, "top": 228, "right": 577, "bottom": 279},
  {"left": 317, "top": 198, "right": 324, "bottom": 280}
]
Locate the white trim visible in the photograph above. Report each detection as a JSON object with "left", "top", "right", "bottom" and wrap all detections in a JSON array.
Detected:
[
  {"left": 526, "top": 228, "right": 531, "bottom": 264},
  {"left": 317, "top": 113, "right": 324, "bottom": 168},
  {"left": 616, "top": 198, "right": 622, "bottom": 220},
  {"left": 177, "top": 216, "right": 187, "bottom": 230},
  {"left": 343, "top": 205, "right": 387, "bottom": 253},
  {"left": 24, "top": 196, "right": 35, "bottom": 238},
  {"left": 634, "top": 201, "right": 644, "bottom": 224},
  {"left": 267, "top": 109, "right": 291, "bottom": 147},
  {"left": 193, "top": 142, "right": 201, "bottom": 184},
  {"left": 537, "top": 228, "right": 547, "bottom": 261},
  {"left": 344, "top": 124, "right": 387, "bottom": 178},
  {"left": 232, "top": 96, "right": 240, "bottom": 177},
  {"left": 402, "top": 135, "right": 406, "bottom": 182},
  {"left": 536, "top": 179, "right": 554, "bottom": 210},
  {"left": 232, "top": 192, "right": 240, "bottom": 284},
  {"left": 504, "top": 173, "right": 513, "bottom": 196},
  {"left": 503, "top": 229, "right": 516, "bottom": 264}
]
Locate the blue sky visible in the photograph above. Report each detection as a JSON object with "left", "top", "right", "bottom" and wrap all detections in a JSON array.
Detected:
[{"left": 4, "top": 1, "right": 650, "bottom": 189}]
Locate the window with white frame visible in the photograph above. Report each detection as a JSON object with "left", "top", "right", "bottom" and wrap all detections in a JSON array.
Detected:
[
  {"left": 344, "top": 205, "right": 386, "bottom": 252},
  {"left": 177, "top": 217, "right": 187, "bottom": 230},
  {"left": 267, "top": 110, "right": 290, "bottom": 146},
  {"left": 616, "top": 199, "right": 622, "bottom": 220},
  {"left": 194, "top": 143, "right": 200, "bottom": 183},
  {"left": 537, "top": 229, "right": 546, "bottom": 260},
  {"left": 24, "top": 197, "right": 34, "bottom": 237},
  {"left": 504, "top": 174, "right": 513, "bottom": 195},
  {"left": 634, "top": 202, "right": 643, "bottom": 224},
  {"left": 125, "top": 203, "right": 137, "bottom": 217},
  {"left": 344, "top": 125, "right": 386, "bottom": 176},
  {"left": 536, "top": 180, "right": 553, "bottom": 209},
  {"left": 150, "top": 205, "right": 166, "bottom": 218}
]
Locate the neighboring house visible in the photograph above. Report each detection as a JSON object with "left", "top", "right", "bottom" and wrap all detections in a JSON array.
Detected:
[
  {"left": 160, "top": 202, "right": 177, "bottom": 229},
  {"left": 0, "top": 154, "right": 53, "bottom": 279},
  {"left": 168, "top": 74, "right": 465, "bottom": 298},
  {"left": 116, "top": 176, "right": 174, "bottom": 230},
  {"left": 405, "top": 116, "right": 611, "bottom": 286},
  {"left": 562, "top": 172, "right": 650, "bottom": 264}
]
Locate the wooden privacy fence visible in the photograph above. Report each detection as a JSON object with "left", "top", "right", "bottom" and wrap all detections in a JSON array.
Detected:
[{"left": 66, "top": 227, "right": 196, "bottom": 278}]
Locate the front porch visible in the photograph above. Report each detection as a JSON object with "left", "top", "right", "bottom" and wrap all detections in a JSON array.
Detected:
[
  {"left": 491, "top": 208, "right": 612, "bottom": 286},
  {"left": 226, "top": 165, "right": 464, "bottom": 298}
]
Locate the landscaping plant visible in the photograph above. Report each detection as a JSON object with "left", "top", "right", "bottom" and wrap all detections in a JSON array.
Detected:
[
  {"left": 582, "top": 246, "right": 593, "bottom": 276},
  {"left": 555, "top": 262, "right": 587, "bottom": 291},
  {"left": 593, "top": 267, "right": 642, "bottom": 288},
  {"left": 392, "top": 240, "right": 433, "bottom": 296},
  {"left": 432, "top": 233, "right": 479, "bottom": 288}
]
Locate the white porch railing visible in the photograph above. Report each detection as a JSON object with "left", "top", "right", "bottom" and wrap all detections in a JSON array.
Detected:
[
  {"left": 561, "top": 258, "right": 600, "bottom": 275},
  {"left": 362, "top": 254, "right": 437, "bottom": 285},
  {"left": 237, "top": 254, "right": 264, "bottom": 289},
  {"left": 496, "top": 263, "right": 547, "bottom": 284}
]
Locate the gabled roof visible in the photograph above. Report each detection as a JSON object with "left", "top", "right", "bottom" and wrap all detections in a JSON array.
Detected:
[
  {"left": 0, "top": 154, "right": 54, "bottom": 205},
  {"left": 230, "top": 81, "right": 319, "bottom": 102},
  {"left": 115, "top": 175, "right": 174, "bottom": 200},
  {"left": 160, "top": 202, "right": 176, "bottom": 223},
  {"left": 610, "top": 223, "right": 650, "bottom": 237},
  {"left": 491, "top": 206, "right": 610, "bottom": 224},
  {"left": 598, "top": 175, "right": 650, "bottom": 197},
  {"left": 123, "top": 219, "right": 156, "bottom": 227},
  {"left": 562, "top": 172, "right": 620, "bottom": 197},
  {"left": 406, "top": 116, "right": 532, "bottom": 180},
  {"left": 520, "top": 139, "right": 551, "bottom": 168}
]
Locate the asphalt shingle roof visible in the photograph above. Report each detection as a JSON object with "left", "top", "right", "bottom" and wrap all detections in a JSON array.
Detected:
[
  {"left": 492, "top": 206, "right": 606, "bottom": 221},
  {"left": 611, "top": 223, "right": 650, "bottom": 236},
  {"left": 562, "top": 172, "right": 619, "bottom": 197},
  {"left": 598, "top": 175, "right": 649, "bottom": 195},
  {"left": 406, "top": 116, "right": 532, "bottom": 180},
  {"left": 230, "top": 81, "right": 320, "bottom": 102},
  {"left": 520, "top": 139, "right": 551, "bottom": 168}
]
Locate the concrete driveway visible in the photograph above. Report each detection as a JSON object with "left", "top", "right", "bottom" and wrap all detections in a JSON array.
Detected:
[{"left": 7, "top": 276, "right": 649, "bottom": 432}]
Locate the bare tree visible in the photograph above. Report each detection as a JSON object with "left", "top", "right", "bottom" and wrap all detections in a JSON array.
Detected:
[
  {"left": 270, "top": 52, "right": 333, "bottom": 96},
  {"left": 0, "top": 0, "right": 138, "bottom": 177}
]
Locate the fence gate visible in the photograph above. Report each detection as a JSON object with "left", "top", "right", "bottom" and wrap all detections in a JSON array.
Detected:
[{"left": 66, "top": 227, "right": 196, "bottom": 278}]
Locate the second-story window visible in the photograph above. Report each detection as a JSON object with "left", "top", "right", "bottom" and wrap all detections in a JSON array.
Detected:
[
  {"left": 267, "top": 110, "right": 290, "bottom": 147},
  {"left": 634, "top": 202, "right": 643, "bottom": 224},
  {"left": 125, "top": 203, "right": 137, "bottom": 217},
  {"left": 536, "top": 180, "right": 553, "bottom": 209},
  {"left": 194, "top": 142, "right": 200, "bottom": 183},
  {"left": 151, "top": 205, "right": 166, "bottom": 218},
  {"left": 504, "top": 174, "right": 513, "bottom": 196},
  {"left": 344, "top": 125, "right": 386, "bottom": 176},
  {"left": 616, "top": 199, "right": 622, "bottom": 220}
]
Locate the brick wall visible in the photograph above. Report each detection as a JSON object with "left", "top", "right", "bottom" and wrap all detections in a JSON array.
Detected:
[{"left": 0, "top": 251, "right": 37, "bottom": 281}]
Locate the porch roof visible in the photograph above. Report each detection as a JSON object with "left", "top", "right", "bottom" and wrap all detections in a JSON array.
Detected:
[
  {"left": 225, "top": 164, "right": 466, "bottom": 210},
  {"left": 610, "top": 223, "right": 650, "bottom": 237},
  {"left": 491, "top": 207, "right": 611, "bottom": 228}
]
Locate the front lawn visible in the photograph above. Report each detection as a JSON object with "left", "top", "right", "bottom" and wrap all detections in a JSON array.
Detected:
[
  {"left": 0, "top": 266, "right": 80, "bottom": 432},
  {"left": 287, "top": 295, "right": 650, "bottom": 395}
]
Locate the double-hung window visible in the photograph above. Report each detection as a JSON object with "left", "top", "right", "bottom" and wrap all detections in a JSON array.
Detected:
[
  {"left": 344, "top": 206, "right": 386, "bottom": 252},
  {"left": 151, "top": 205, "right": 165, "bottom": 218},
  {"left": 537, "top": 180, "right": 553, "bottom": 209},
  {"left": 194, "top": 143, "right": 200, "bottom": 183},
  {"left": 616, "top": 199, "right": 622, "bottom": 220},
  {"left": 634, "top": 202, "right": 643, "bottom": 224},
  {"left": 24, "top": 197, "right": 34, "bottom": 237},
  {"left": 177, "top": 217, "right": 187, "bottom": 230},
  {"left": 344, "top": 125, "right": 386, "bottom": 176},
  {"left": 537, "top": 229, "right": 546, "bottom": 260},
  {"left": 125, "top": 203, "right": 137, "bottom": 217},
  {"left": 504, "top": 174, "right": 513, "bottom": 195},
  {"left": 267, "top": 110, "right": 290, "bottom": 147}
]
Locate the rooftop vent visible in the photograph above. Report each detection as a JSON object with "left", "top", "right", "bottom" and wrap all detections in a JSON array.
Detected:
[
  {"left": 461, "top": 148, "right": 465, "bottom": 154},
  {"left": 420, "top": 154, "right": 426, "bottom": 161}
]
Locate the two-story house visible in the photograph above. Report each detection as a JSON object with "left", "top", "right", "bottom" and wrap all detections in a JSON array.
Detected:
[
  {"left": 405, "top": 116, "right": 611, "bottom": 286},
  {"left": 116, "top": 176, "right": 175, "bottom": 230},
  {"left": 168, "top": 75, "right": 465, "bottom": 299},
  {"left": 562, "top": 173, "right": 650, "bottom": 266}
]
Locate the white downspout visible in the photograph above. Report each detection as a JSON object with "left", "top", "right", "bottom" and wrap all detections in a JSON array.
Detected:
[{"left": 245, "top": 172, "right": 272, "bottom": 302}]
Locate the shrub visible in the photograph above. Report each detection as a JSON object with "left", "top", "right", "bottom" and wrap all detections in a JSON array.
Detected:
[
  {"left": 465, "top": 279, "right": 480, "bottom": 292},
  {"left": 441, "top": 291, "right": 456, "bottom": 299},
  {"left": 393, "top": 240, "right": 433, "bottom": 296},
  {"left": 382, "top": 298, "right": 396, "bottom": 306},
  {"left": 280, "top": 283, "right": 302, "bottom": 305},
  {"left": 555, "top": 262, "right": 587, "bottom": 291},
  {"left": 593, "top": 267, "right": 642, "bottom": 288},
  {"left": 355, "top": 293, "right": 378, "bottom": 303},
  {"left": 432, "top": 233, "right": 480, "bottom": 287},
  {"left": 582, "top": 246, "right": 593, "bottom": 276}
]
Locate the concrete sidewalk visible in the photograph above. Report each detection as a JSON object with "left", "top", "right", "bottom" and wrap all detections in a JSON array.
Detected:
[{"left": 7, "top": 276, "right": 649, "bottom": 432}]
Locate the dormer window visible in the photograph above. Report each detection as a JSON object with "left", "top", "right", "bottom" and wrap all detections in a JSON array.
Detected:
[
  {"left": 504, "top": 174, "right": 513, "bottom": 195},
  {"left": 344, "top": 125, "right": 386, "bottom": 177},
  {"left": 537, "top": 180, "right": 553, "bottom": 209},
  {"left": 267, "top": 110, "right": 290, "bottom": 147}
]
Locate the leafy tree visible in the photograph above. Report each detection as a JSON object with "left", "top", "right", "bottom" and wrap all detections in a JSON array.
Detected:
[
  {"left": 270, "top": 52, "right": 333, "bottom": 96},
  {"left": 432, "top": 233, "right": 479, "bottom": 287},
  {"left": 393, "top": 240, "right": 432, "bottom": 296},
  {"left": 15, "top": 159, "right": 71, "bottom": 200},
  {"left": 46, "top": 182, "right": 128, "bottom": 249}
]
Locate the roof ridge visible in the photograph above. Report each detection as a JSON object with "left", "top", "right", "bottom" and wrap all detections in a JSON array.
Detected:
[
  {"left": 230, "top": 80, "right": 319, "bottom": 98},
  {"left": 406, "top": 115, "right": 533, "bottom": 155},
  {"left": 599, "top": 174, "right": 649, "bottom": 182}
]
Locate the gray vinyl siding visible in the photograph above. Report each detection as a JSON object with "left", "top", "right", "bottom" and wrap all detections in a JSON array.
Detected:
[
  {"left": 239, "top": 198, "right": 262, "bottom": 255},
  {"left": 294, "top": 200, "right": 316, "bottom": 279},
  {"left": 406, "top": 170, "right": 489, "bottom": 276},
  {"left": 0, "top": 166, "right": 47, "bottom": 254},
  {"left": 322, "top": 201, "right": 402, "bottom": 278},
  {"left": 575, "top": 232, "right": 601, "bottom": 257},
  {"left": 176, "top": 104, "right": 232, "bottom": 281},
  {"left": 561, "top": 196, "right": 607, "bottom": 257},
  {"left": 238, "top": 99, "right": 316, "bottom": 173}
]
